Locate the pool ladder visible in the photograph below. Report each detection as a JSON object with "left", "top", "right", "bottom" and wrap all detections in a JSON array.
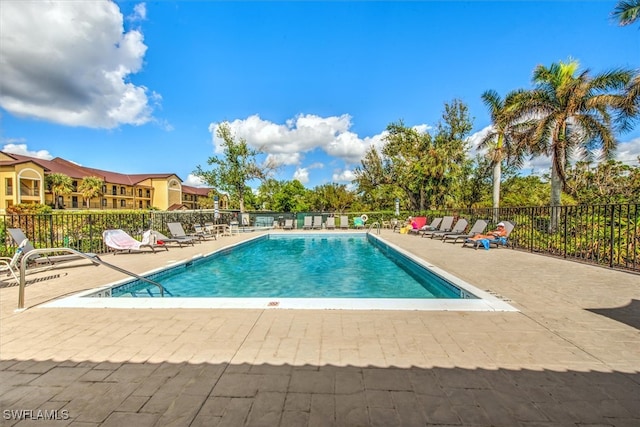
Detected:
[
  {"left": 17, "top": 248, "right": 167, "bottom": 310},
  {"left": 367, "top": 221, "right": 381, "bottom": 235}
]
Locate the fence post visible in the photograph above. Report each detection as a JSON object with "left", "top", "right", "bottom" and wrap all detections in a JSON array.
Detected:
[
  {"left": 563, "top": 208, "right": 567, "bottom": 259},
  {"left": 609, "top": 205, "right": 615, "bottom": 268},
  {"left": 529, "top": 208, "right": 534, "bottom": 252}
]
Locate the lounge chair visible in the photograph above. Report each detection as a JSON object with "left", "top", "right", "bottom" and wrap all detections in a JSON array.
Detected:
[
  {"left": 193, "top": 224, "right": 217, "bottom": 240},
  {"left": 313, "top": 216, "right": 323, "bottom": 230},
  {"left": 421, "top": 216, "right": 454, "bottom": 238},
  {"left": 325, "top": 217, "right": 336, "bottom": 230},
  {"left": 102, "top": 229, "right": 168, "bottom": 254},
  {"left": 167, "top": 222, "right": 202, "bottom": 243},
  {"left": 428, "top": 218, "right": 468, "bottom": 239},
  {"left": 255, "top": 216, "right": 275, "bottom": 228},
  {"left": 407, "top": 217, "right": 428, "bottom": 235},
  {"left": 302, "top": 216, "right": 313, "bottom": 230},
  {"left": 411, "top": 217, "right": 441, "bottom": 235},
  {"left": 7, "top": 228, "right": 99, "bottom": 266},
  {"left": 0, "top": 239, "right": 29, "bottom": 282},
  {"left": 205, "top": 222, "right": 229, "bottom": 237},
  {"left": 463, "top": 221, "right": 515, "bottom": 249},
  {"left": 442, "top": 219, "right": 488, "bottom": 244},
  {"left": 151, "top": 229, "right": 196, "bottom": 247},
  {"left": 339, "top": 215, "right": 349, "bottom": 230},
  {"left": 283, "top": 219, "right": 294, "bottom": 230}
]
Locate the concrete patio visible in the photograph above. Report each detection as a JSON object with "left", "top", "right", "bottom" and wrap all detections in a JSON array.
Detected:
[{"left": 1, "top": 229, "right": 638, "bottom": 426}]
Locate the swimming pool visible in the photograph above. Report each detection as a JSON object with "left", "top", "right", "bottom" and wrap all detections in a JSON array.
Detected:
[
  {"left": 44, "top": 232, "right": 517, "bottom": 311},
  {"left": 110, "top": 233, "right": 469, "bottom": 299}
]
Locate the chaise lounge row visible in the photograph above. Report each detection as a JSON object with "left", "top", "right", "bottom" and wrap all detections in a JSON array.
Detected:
[{"left": 404, "top": 216, "right": 515, "bottom": 248}]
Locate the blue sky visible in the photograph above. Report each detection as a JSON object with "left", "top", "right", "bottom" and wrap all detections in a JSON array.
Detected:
[{"left": 1, "top": 0, "right": 639, "bottom": 189}]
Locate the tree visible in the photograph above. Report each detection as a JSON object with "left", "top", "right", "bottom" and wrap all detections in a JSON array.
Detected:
[
  {"left": 46, "top": 173, "right": 73, "bottom": 209},
  {"left": 428, "top": 100, "right": 474, "bottom": 208},
  {"left": 479, "top": 89, "right": 526, "bottom": 215},
  {"left": 194, "top": 122, "right": 277, "bottom": 213},
  {"left": 612, "top": 0, "right": 640, "bottom": 26},
  {"left": 500, "top": 175, "right": 553, "bottom": 207},
  {"left": 273, "top": 180, "right": 310, "bottom": 212},
  {"left": 77, "top": 176, "right": 104, "bottom": 209},
  {"left": 511, "top": 59, "right": 637, "bottom": 227},
  {"left": 354, "top": 100, "right": 473, "bottom": 211},
  {"left": 565, "top": 159, "right": 640, "bottom": 204},
  {"left": 308, "top": 183, "right": 355, "bottom": 213}
]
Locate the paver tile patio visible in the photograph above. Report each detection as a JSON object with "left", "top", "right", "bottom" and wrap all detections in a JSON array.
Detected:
[{"left": 1, "top": 229, "right": 638, "bottom": 426}]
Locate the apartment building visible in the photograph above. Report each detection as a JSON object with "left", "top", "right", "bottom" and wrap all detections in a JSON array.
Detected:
[{"left": 0, "top": 151, "right": 228, "bottom": 212}]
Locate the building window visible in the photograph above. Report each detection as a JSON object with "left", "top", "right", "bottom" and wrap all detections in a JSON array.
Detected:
[
  {"left": 5, "top": 178, "right": 12, "bottom": 196},
  {"left": 120, "top": 186, "right": 125, "bottom": 195},
  {"left": 72, "top": 181, "right": 78, "bottom": 191},
  {"left": 138, "top": 189, "right": 142, "bottom": 197},
  {"left": 72, "top": 196, "right": 78, "bottom": 208},
  {"left": 102, "top": 198, "right": 107, "bottom": 207},
  {"left": 139, "top": 201, "right": 143, "bottom": 208},
  {"left": 102, "top": 185, "right": 106, "bottom": 193},
  {"left": 146, "top": 190, "right": 150, "bottom": 197},
  {"left": 112, "top": 185, "right": 117, "bottom": 195},
  {"left": 112, "top": 199, "right": 117, "bottom": 208},
  {"left": 120, "top": 199, "right": 126, "bottom": 207}
]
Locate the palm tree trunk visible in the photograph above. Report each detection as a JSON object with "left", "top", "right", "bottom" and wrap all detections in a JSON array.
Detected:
[
  {"left": 549, "top": 163, "right": 562, "bottom": 232},
  {"left": 492, "top": 162, "right": 501, "bottom": 222}
]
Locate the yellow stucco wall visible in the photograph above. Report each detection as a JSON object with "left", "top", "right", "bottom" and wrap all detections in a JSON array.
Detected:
[{"left": 0, "top": 161, "right": 45, "bottom": 212}]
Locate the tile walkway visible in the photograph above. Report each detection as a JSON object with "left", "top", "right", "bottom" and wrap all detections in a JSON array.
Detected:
[{"left": 0, "top": 229, "right": 638, "bottom": 426}]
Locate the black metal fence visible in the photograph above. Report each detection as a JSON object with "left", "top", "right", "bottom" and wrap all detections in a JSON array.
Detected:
[{"left": 1, "top": 204, "right": 638, "bottom": 273}]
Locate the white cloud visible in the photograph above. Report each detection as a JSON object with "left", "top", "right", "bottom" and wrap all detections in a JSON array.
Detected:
[
  {"left": 130, "top": 3, "right": 147, "bottom": 21},
  {"left": 183, "top": 174, "right": 206, "bottom": 187},
  {"left": 467, "top": 127, "right": 640, "bottom": 175},
  {"left": 2, "top": 144, "right": 54, "bottom": 160},
  {"left": 265, "top": 152, "right": 302, "bottom": 167},
  {"left": 209, "top": 114, "right": 393, "bottom": 167},
  {"left": 615, "top": 137, "right": 640, "bottom": 165},
  {"left": 0, "top": 1, "right": 156, "bottom": 129},
  {"left": 332, "top": 169, "right": 356, "bottom": 183},
  {"left": 293, "top": 167, "right": 310, "bottom": 184}
]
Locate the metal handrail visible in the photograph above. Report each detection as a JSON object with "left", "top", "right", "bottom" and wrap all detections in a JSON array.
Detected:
[
  {"left": 367, "top": 222, "right": 381, "bottom": 235},
  {"left": 17, "top": 248, "right": 166, "bottom": 310}
]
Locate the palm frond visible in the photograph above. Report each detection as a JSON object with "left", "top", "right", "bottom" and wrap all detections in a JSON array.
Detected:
[{"left": 612, "top": 0, "right": 640, "bottom": 26}]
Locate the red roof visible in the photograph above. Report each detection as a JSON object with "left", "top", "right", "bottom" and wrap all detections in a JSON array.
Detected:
[
  {"left": 0, "top": 151, "right": 180, "bottom": 185},
  {"left": 182, "top": 185, "right": 214, "bottom": 196}
]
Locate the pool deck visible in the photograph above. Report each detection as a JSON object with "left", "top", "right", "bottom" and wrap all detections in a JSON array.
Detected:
[{"left": 0, "top": 229, "right": 638, "bottom": 426}]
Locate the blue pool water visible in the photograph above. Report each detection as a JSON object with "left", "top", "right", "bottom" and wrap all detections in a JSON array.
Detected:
[{"left": 109, "top": 234, "right": 474, "bottom": 299}]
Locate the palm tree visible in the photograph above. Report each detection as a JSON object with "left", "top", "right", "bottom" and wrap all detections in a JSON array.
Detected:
[
  {"left": 479, "top": 89, "right": 526, "bottom": 218},
  {"left": 77, "top": 176, "right": 104, "bottom": 208},
  {"left": 45, "top": 173, "right": 73, "bottom": 209},
  {"left": 512, "top": 59, "right": 637, "bottom": 229},
  {"left": 612, "top": 0, "right": 640, "bottom": 26}
]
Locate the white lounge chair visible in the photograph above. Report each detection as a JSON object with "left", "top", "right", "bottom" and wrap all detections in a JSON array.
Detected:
[
  {"left": 0, "top": 239, "right": 29, "bottom": 282},
  {"left": 193, "top": 224, "right": 217, "bottom": 240},
  {"left": 103, "top": 229, "right": 168, "bottom": 254},
  {"left": 302, "top": 216, "right": 313, "bottom": 230},
  {"left": 339, "top": 215, "right": 349, "bottom": 230},
  {"left": 313, "top": 216, "right": 323, "bottom": 230},
  {"left": 325, "top": 217, "right": 336, "bottom": 230},
  {"left": 7, "top": 228, "right": 99, "bottom": 266}
]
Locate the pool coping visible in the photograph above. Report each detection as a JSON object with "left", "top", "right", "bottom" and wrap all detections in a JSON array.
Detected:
[{"left": 41, "top": 232, "right": 518, "bottom": 312}]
